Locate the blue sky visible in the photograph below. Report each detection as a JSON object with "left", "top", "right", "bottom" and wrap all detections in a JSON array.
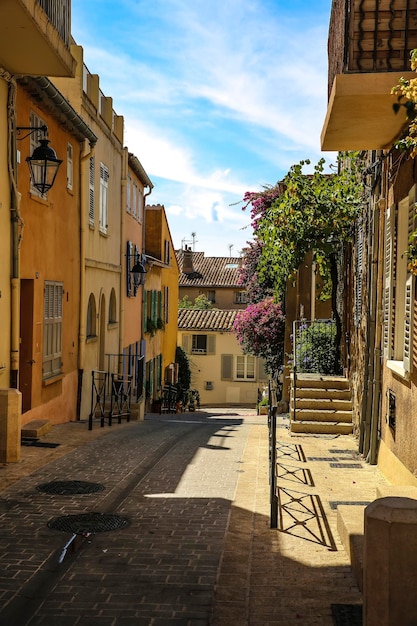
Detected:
[{"left": 71, "top": 0, "right": 334, "bottom": 256}]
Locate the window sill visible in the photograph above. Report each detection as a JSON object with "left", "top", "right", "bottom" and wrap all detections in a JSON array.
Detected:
[
  {"left": 108, "top": 322, "right": 118, "bottom": 331},
  {"left": 86, "top": 335, "right": 98, "bottom": 344},
  {"left": 99, "top": 229, "right": 109, "bottom": 238},
  {"left": 42, "top": 373, "right": 63, "bottom": 386},
  {"left": 386, "top": 360, "right": 410, "bottom": 380},
  {"left": 29, "top": 192, "right": 49, "bottom": 206}
]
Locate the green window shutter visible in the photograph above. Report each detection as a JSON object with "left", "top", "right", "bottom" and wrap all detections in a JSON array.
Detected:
[
  {"left": 207, "top": 335, "right": 215, "bottom": 355},
  {"left": 221, "top": 354, "right": 233, "bottom": 380},
  {"left": 143, "top": 290, "right": 148, "bottom": 334}
]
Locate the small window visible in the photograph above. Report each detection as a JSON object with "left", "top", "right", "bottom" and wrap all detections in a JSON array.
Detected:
[
  {"left": 87, "top": 293, "right": 97, "bottom": 338},
  {"left": 191, "top": 334, "right": 215, "bottom": 355},
  {"left": 236, "top": 355, "right": 255, "bottom": 380},
  {"left": 99, "top": 162, "right": 109, "bottom": 233},
  {"left": 29, "top": 111, "right": 47, "bottom": 197},
  {"left": 109, "top": 289, "right": 117, "bottom": 324},
  {"left": 67, "top": 143, "right": 73, "bottom": 190},
  {"left": 132, "top": 180, "right": 137, "bottom": 219},
  {"left": 234, "top": 291, "right": 249, "bottom": 304},
  {"left": 207, "top": 290, "right": 215, "bottom": 303}
]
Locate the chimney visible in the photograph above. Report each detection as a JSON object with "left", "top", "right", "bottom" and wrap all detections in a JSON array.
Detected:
[{"left": 183, "top": 246, "right": 194, "bottom": 274}]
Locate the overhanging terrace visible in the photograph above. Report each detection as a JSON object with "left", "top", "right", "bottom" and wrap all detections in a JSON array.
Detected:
[{"left": 321, "top": 72, "right": 416, "bottom": 152}]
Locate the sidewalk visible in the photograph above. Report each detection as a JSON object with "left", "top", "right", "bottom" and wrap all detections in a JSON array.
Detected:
[{"left": 0, "top": 409, "right": 388, "bottom": 625}]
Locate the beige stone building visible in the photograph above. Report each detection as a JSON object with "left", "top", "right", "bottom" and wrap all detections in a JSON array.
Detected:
[
  {"left": 176, "top": 248, "right": 248, "bottom": 309},
  {"left": 178, "top": 309, "right": 267, "bottom": 407}
]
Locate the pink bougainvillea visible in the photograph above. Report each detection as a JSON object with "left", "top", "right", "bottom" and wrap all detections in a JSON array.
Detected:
[{"left": 233, "top": 298, "right": 285, "bottom": 376}]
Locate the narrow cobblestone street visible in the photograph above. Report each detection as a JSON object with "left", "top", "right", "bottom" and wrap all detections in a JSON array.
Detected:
[{"left": 0, "top": 409, "right": 387, "bottom": 625}]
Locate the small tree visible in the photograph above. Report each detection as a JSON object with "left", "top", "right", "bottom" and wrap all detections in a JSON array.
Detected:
[
  {"left": 178, "top": 294, "right": 213, "bottom": 309},
  {"left": 233, "top": 299, "right": 285, "bottom": 376},
  {"left": 175, "top": 346, "right": 191, "bottom": 403}
]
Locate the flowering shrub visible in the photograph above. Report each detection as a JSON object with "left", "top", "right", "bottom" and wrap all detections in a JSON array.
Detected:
[
  {"left": 233, "top": 299, "right": 285, "bottom": 376},
  {"left": 392, "top": 49, "right": 417, "bottom": 156}
]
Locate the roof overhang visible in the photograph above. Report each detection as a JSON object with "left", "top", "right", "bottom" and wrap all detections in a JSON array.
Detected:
[
  {"left": 0, "top": 0, "right": 75, "bottom": 76},
  {"left": 321, "top": 72, "right": 416, "bottom": 152}
]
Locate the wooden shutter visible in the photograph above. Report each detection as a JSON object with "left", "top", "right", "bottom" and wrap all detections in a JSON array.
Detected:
[
  {"left": 257, "top": 358, "right": 267, "bottom": 381},
  {"left": 182, "top": 334, "right": 191, "bottom": 354},
  {"left": 221, "top": 355, "right": 233, "bottom": 380},
  {"left": 89, "top": 156, "right": 95, "bottom": 224},
  {"left": 142, "top": 290, "right": 148, "bottom": 334},
  {"left": 404, "top": 188, "right": 416, "bottom": 372},
  {"left": 403, "top": 274, "right": 414, "bottom": 373},
  {"left": 207, "top": 335, "right": 215, "bottom": 355},
  {"left": 383, "top": 206, "right": 394, "bottom": 358}
]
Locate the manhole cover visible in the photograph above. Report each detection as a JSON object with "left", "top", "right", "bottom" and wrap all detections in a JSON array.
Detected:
[
  {"left": 37, "top": 480, "right": 105, "bottom": 495},
  {"left": 331, "top": 603, "right": 362, "bottom": 626},
  {"left": 48, "top": 512, "right": 129, "bottom": 535}
]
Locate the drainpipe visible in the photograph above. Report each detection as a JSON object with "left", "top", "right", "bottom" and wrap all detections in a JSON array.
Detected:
[
  {"left": 5, "top": 72, "right": 21, "bottom": 389},
  {"left": 118, "top": 148, "right": 128, "bottom": 366},
  {"left": 76, "top": 141, "right": 95, "bottom": 418},
  {"left": 368, "top": 180, "right": 386, "bottom": 464}
]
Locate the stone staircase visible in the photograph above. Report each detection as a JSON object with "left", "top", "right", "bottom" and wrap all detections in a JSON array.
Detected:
[{"left": 290, "top": 373, "right": 353, "bottom": 435}]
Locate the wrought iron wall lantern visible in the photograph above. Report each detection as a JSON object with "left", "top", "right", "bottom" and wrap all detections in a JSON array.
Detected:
[
  {"left": 16, "top": 124, "right": 62, "bottom": 195},
  {"left": 130, "top": 259, "right": 147, "bottom": 287},
  {"left": 127, "top": 241, "right": 147, "bottom": 296}
]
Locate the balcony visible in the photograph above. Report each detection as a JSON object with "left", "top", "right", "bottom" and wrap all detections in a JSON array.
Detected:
[
  {"left": 0, "top": 0, "right": 74, "bottom": 77},
  {"left": 321, "top": 0, "right": 417, "bottom": 151}
]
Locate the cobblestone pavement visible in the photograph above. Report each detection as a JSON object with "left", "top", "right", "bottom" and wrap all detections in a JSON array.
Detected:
[{"left": 0, "top": 409, "right": 388, "bottom": 625}]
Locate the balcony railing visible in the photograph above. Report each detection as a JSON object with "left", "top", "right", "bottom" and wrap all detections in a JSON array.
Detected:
[
  {"left": 38, "top": 0, "right": 70, "bottom": 46},
  {"left": 328, "top": 0, "right": 417, "bottom": 96}
]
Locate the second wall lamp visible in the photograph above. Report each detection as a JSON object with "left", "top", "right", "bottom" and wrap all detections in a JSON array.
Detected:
[{"left": 17, "top": 124, "right": 62, "bottom": 195}]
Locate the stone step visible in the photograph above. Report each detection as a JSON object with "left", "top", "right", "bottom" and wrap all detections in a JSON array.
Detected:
[
  {"left": 290, "top": 421, "right": 353, "bottom": 435},
  {"left": 292, "top": 374, "right": 350, "bottom": 391},
  {"left": 376, "top": 485, "right": 417, "bottom": 499},
  {"left": 291, "top": 398, "right": 352, "bottom": 411},
  {"left": 292, "top": 409, "right": 352, "bottom": 423},
  {"left": 337, "top": 504, "right": 366, "bottom": 591},
  {"left": 294, "top": 388, "right": 352, "bottom": 400},
  {"left": 21, "top": 419, "right": 52, "bottom": 439}
]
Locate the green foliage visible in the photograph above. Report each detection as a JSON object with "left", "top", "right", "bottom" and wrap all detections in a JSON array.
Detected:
[
  {"left": 253, "top": 155, "right": 364, "bottom": 300},
  {"left": 294, "top": 321, "right": 338, "bottom": 375},
  {"left": 146, "top": 318, "right": 157, "bottom": 336},
  {"left": 178, "top": 294, "right": 213, "bottom": 309}
]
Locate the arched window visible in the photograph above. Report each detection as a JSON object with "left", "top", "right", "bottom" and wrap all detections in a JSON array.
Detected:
[
  {"left": 109, "top": 288, "right": 117, "bottom": 324},
  {"left": 86, "top": 293, "right": 97, "bottom": 338}
]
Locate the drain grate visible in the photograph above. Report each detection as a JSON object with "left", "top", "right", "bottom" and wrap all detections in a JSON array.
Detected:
[
  {"left": 331, "top": 603, "right": 362, "bottom": 626},
  {"left": 37, "top": 480, "right": 105, "bottom": 495},
  {"left": 48, "top": 512, "right": 129, "bottom": 535},
  {"left": 22, "top": 439, "right": 60, "bottom": 448}
]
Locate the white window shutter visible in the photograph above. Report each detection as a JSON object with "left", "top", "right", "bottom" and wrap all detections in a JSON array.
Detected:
[
  {"left": 383, "top": 206, "right": 394, "bottom": 358},
  {"left": 403, "top": 274, "right": 414, "bottom": 373}
]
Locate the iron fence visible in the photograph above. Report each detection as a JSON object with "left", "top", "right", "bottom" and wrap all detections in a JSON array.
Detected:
[{"left": 88, "top": 354, "right": 144, "bottom": 430}]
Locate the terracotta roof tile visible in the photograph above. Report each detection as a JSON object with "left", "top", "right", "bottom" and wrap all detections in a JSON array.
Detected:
[
  {"left": 178, "top": 308, "right": 238, "bottom": 331},
  {"left": 175, "top": 250, "right": 244, "bottom": 287}
]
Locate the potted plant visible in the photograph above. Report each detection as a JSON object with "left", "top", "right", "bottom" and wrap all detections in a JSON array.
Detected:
[{"left": 257, "top": 396, "right": 269, "bottom": 415}]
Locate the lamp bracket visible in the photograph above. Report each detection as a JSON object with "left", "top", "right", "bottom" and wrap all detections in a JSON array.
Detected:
[{"left": 16, "top": 125, "right": 48, "bottom": 141}]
